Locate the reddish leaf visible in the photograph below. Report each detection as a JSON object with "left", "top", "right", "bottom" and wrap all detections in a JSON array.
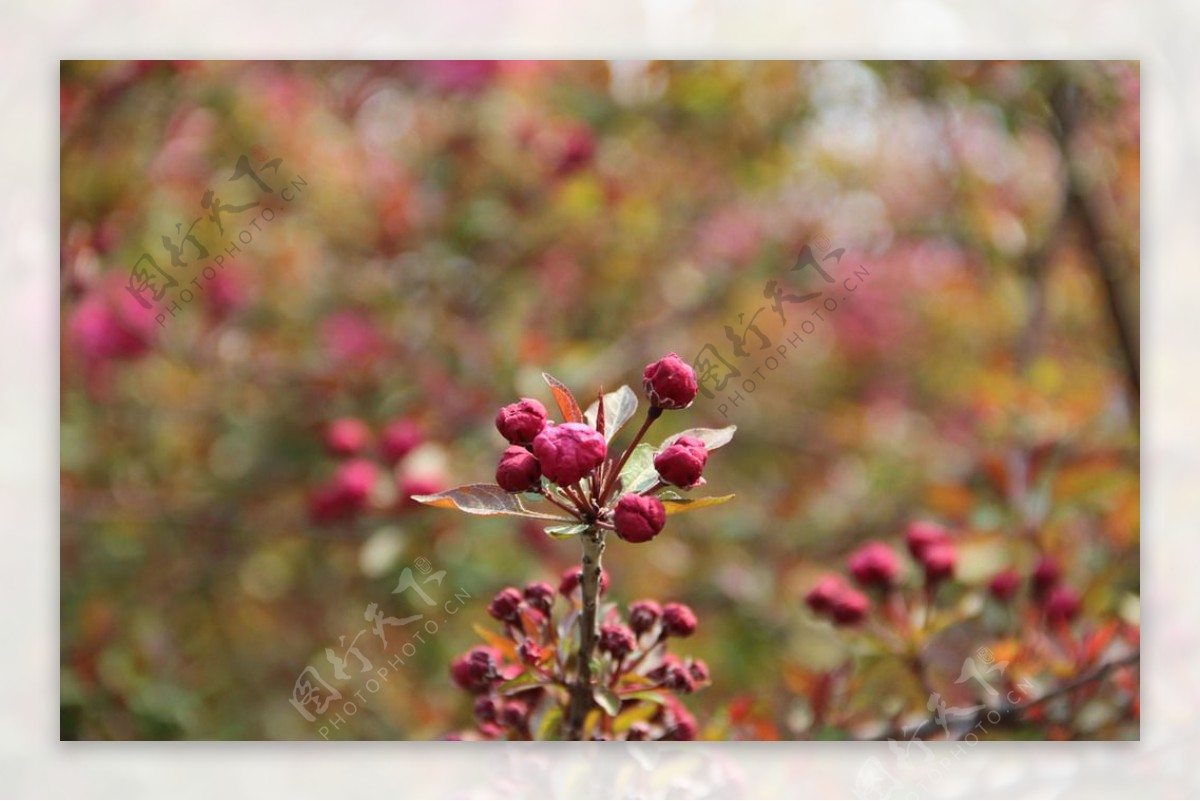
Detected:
[
  {"left": 413, "top": 483, "right": 574, "bottom": 521},
  {"left": 542, "top": 372, "right": 584, "bottom": 423}
]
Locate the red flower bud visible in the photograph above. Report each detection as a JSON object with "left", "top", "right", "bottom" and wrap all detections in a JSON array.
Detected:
[
  {"left": 473, "top": 695, "right": 498, "bottom": 724},
  {"left": 522, "top": 581, "right": 555, "bottom": 614},
  {"left": 661, "top": 662, "right": 697, "bottom": 693},
  {"left": 325, "top": 417, "right": 372, "bottom": 456},
  {"left": 1044, "top": 586, "right": 1081, "bottom": 623},
  {"left": 495, "top": 446, "right": 542, "bottom": 492},
  {"left": 487, "top": 587, "right": 523, "bottom": 622},
  {"left": 688, "top": 659, "right": 710, "bottom": 685},
  {"left": 661, "top": 602, "right": 697, "bottom": 637},
  {"left": 830, "top": 587, "right": 870, "bottom": 625},
  {"left": 380, "top": 418, "right": 422, "bottom": 464},
  {"left": 628, "top": 600, "right": 662, "bottom": 636},
  {"left": 988, "top": 569, "right": 1022, "bottom": 601},
  {"left": 805, "top": 575, "right": 847, "bottom": 616},
  {"left": 495, "top": 398, "right": 548, "bottom": 444},
  {"left": 662, "top": 697, "right": 698, "bottom": 740},
  {"left": 517, "top": 639, "right": 543, "bottom": 665},
  {"left": 599, "top": 624, "right": 637, "bottom": 660},
  {"left": 559, "top": 566, "right": 610, "bottom": 597},
  {"left": 532, "top": 422, "right": 606, "bottom": 486},
  {"left": 613, "top": 494, "right": 666, "bottom": 543},
  {"left": 1031, "top": 557, "right": 1061, "bottom": 599},
  {"left": 500, "top": 700, "right": 528, "bottom": 728},
  {"left": 450, "top": 646, "right": 501, "bottom": 693},
  {"left": 642, "top": 352, "right": 699, "bottom": 410},
  {"left": 921, "top": 542, "right": 957, "bottom": 585},
  {"left": 848, "top": 542, "right": 901, "bottom": 589},
  {"left": 905, "top": 520, "right": 949, "bottom": 560},
  {"left": 654, "top": 436, "right": 708, "bottom": 489}
]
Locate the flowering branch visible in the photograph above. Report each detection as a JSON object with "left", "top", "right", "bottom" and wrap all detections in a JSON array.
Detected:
[{"left": 416, "top": 353, "right": 737, "bottom": 740}]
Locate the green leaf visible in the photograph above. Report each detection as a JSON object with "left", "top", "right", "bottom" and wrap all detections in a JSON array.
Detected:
[
  {"left": 661, "top": 494, "right": 735, "bottom": 515},
  {"left": 618, "top": 443, "right": 660, "bottom": 495},
  {"left": 533, "top": 703, "right": 563, "bottom": 741},
  {"left": 660, "top": 425, "right": 737, "bottom": 452},
  {"left": 593, "top": 687, "right": 621, "bottom": 717},
  {"left": 499, "top": 671, "right": 547, "bottom": 695},
  {"left": 542, "top": 372, "right": 584, "bottom": 423},
  {"left": 413, "top": 484, "right": 574, "bottom": 521},
  {"left": 584, "top": 385, "right": 638, "bottom": 443},
  {"left": 544, "top": 523, "right": 590, "bottom": 539}
]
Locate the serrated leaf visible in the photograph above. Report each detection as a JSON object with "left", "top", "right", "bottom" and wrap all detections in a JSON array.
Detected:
[
  {"left": 584, "top": 385, "right": 638, "bottom": 443},
  {"left": 660, "top": 425, "right": 737, "bottom": 452},
  {"left": 544, "top": 523, "right": 590, "bottom": 539},
  {"left": 618, "top": 443, "right": 660, "bottom": 495},
  {"left": 613, "top": 701, "right": 662, "bottom": 733},
  {"left": 618, "top": 689, "right": 668, "bottom": 705},
  {"left": 413, "top": 484, "right": 574, "bottom": 521},
  {"left": 594, "top": 686, "right": 621, "bottom": 716},
  {"left": 543, "top": 372, "right": 584, "bottom": 423},
  {"left": 661, "top": 494, "right": 735, "bottom": 515}
]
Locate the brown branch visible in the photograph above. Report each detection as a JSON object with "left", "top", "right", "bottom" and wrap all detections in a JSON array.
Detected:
[
  {"left": 870, "top": 650, "right": 1139, "bottom": 742},
  {"left": 1051, "top": 78, "right": 1140, "bottom": 409},
  {"left": 563, "top": 528, "right": 605, "bottom": 739}
]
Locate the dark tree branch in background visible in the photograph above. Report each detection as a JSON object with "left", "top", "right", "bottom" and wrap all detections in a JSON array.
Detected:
[
  {"left": 870, "top": 651, "right": 1140, "bottom": 742},
  {"left": 1051, "top": 78, "right": 1141, "bottom": 410}
]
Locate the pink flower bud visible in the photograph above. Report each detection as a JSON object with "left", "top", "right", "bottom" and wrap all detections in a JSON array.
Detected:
[
  {"left": 335, "top": 458, "right": 377, "bottom": 504},
  {"left": 1031, "top": 557, "right": 1061, "bottom": 599},
  {"left": 613, "top": 494, "right": 666, "bottom": 543},
  {"left": 487, "top": 587, "right": 523, "bottom": 622},
  {"left": 628, "top": 600, "right": 662, "bottom": 636},
  {"left": 905, "top": 521, "right": 949, "bottom": 560},
  {"left": 325, "top": 417, "right": 372, "bottom": 456},
  {"left": 988, "top": 569, "right": 1022, "bottom": 601},
  {"left": 661, "top": 662, "right": 697, "bottom": 693},
  {"left": 654, "top": 436, "right": 708, "bottom": 489},
  {"left": 848, "top": 542, "right": 901, "bottom": 589},
  {"left": 495, "top": 446, "right": 542, "bottom": 492},
  {"left": 495, "top": 398, "right": 548, "bottom": 444},
  {"left": 559, "top": 566, "right": 610, "bottom": 597},
  {"left": 522, "top": 582, "right": 555, "bottom": 614},
  {"left": 661, "top": 602, "right": 697, "bottom": 637},
  {"left": 805, "top": 575, "right": 848, "bottom": 616},
  {"left": 532, "top": 422, "right": 606, "bottom": 486},
  {"left": 830, "top": 587, "right": 870, "bottom": 625},
  {"left": 921, "top": 543, "right": 957, "bottom": 585},
  {"left": 642, "top": 352, "right": 699, "bottom": 410},
  {"left": 380, "top": 418, "right": 422, "bottom": 464},
  {"left": 599, "top": 624, "right": 637, "bottom": 660},
  {"left": 1044, "top": 586, "right": 1081, "bottom": 623},
  {"left": 688, "top": 659, "right": 710, "bottom": 685}
]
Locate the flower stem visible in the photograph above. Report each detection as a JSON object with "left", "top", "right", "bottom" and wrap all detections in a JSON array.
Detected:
[
  {"left": 600, "top": 407, "right": 662, "bottom": 505},
  {"left": 564, "top": 527, "right": 605, "bottom": 739}
]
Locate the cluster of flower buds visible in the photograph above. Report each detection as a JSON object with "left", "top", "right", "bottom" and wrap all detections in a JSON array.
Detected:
[
  {"left": 806, "top": 521, "right": 959, "bottom": 626},
  {"left": 480, "top": 353, "right": 728, "bottom": 545},
  {"left": 309, "top": 415, "right": 438, "bottom": 524},
  {"left": 987, "top": 556, "right": 1082, "bottom": 624},
  {"left": 447, "top": 575, "right": 707, "bottom": 740}
]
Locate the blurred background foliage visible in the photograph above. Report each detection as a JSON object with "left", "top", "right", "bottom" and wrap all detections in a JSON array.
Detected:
[{"left": 60, "top": 60, "right": 1139, "bottom": 740}]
